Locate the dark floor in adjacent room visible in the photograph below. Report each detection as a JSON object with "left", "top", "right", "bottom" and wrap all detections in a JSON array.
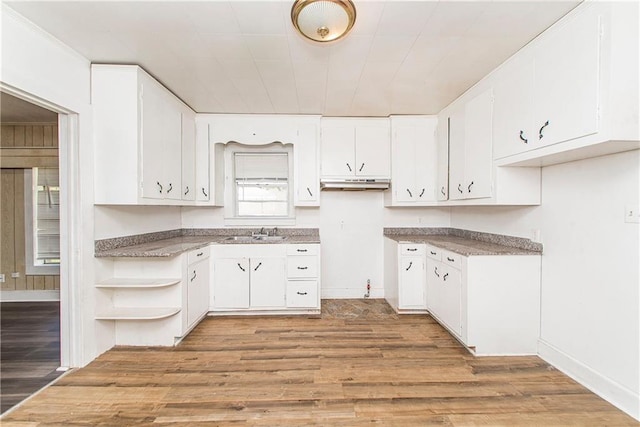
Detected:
[{"left": 1, "top": 301, "right": 62, "bottom": 414}]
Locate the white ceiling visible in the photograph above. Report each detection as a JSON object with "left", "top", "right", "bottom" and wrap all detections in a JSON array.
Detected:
[{"left": 4, "top": 0, "right": 580, "bottom": 117}]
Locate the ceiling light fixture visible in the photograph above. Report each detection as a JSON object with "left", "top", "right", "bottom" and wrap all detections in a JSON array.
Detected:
[{"left": 291, "top": 0, "right": 356, "bottom": 43}]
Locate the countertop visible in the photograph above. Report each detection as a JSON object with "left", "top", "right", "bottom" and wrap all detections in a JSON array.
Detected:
[
  {"left": 384, "top": 228, "right": 542, "bottom": 256},
  {"left": 95, "top": 229, "right": 321, "bottom": 258}
]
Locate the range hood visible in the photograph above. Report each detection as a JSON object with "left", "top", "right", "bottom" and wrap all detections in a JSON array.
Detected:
[{"left": 320, "top": 178, "right": 390, "bottom": 191}]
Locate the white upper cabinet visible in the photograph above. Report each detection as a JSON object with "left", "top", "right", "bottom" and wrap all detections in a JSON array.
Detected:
[
  {"left": 436, "top": 117, "right": 449, "bottom": 201},
  {"left": 321, "top": 118, "right": 391, "bottom": 179},
  {"left": 463, "top": 89, "right": 493, "bottom": 200},
  {"left": 448, "top": 107, "right": 467, "bottom": 201},
  {"left": 294, "top": 123, "right": 320, "bottom": 206},
  {"left": 492, "top": 1, "right": 639, "bottom": 166},
  {"left": 93, "top": 64, "right": 192, "bottom": 205},
  {"left": 386, "top": 116, "right": 438, "bottom": 206},
  {"left": 181, "top": 107, "right": 196, "bottom": 202}
]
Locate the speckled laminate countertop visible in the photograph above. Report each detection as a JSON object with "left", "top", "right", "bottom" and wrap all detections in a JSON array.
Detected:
[
  {"left": 95, "top": 229, "right": 320, "bottom": 258},
  {"left": 384, "top": 228, "right": 542, "bottom": 256}
]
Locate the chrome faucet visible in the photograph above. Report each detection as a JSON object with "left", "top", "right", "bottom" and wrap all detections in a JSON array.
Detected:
[{"left": 269, "top": 227, "right": 278, "bottom": 236}]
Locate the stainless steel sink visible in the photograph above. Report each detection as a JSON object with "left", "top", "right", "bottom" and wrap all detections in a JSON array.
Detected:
[
  {"left": 223, "top": 235, "right": 286, "bottom": 242},
  {"left": 252, "top": 235, "right": 286, "bottom": 241},
  {"left": 224, "top": 236, "right": 254, "bottom": 242}
]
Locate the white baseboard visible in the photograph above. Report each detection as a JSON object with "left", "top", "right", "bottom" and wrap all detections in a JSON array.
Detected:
[
  {"left": 0, "top": 290, "right": 60, "bottom": 302},
  {"left": 538, "top": 339, "right": 639, "bottom": 421},
  {"left": 321, "top": 288, "right": 384, "bottom": 299}
]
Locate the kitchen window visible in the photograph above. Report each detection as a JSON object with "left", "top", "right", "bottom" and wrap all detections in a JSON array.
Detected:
[
  {"left": 224, "top": 143, "right": 294, "bottom": 225},
  {"left": 24, "top": 167, "right": 60, "bottom": 274}
]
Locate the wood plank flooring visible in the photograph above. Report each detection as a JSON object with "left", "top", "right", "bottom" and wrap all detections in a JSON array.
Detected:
[
  {"left": 2, "top": 299, "right": 637, "bottom": 425},
  {"left": 1, "top": 301, "right": 62, "bottom": 414}
]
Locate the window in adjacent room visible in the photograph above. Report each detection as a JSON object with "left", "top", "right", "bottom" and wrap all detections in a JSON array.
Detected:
[{"left": 25, "top": 167, "right": 60, "bottom": 274}]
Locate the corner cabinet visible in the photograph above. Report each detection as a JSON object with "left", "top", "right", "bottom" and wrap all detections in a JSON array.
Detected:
[
  {"left": 385, "top": 116, "right": 438, "bottom": 206},
  {"left": 93, "top": 64, "right": 196, "bottom": 205},
  {"left": 321, "top": 118, "right": 391, "bottom": 179}
]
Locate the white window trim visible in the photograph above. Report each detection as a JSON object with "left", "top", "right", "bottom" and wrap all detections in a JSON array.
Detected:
[
  {"left": 24, "top": 169, "right": 60, "bottom": 275},
  {"left": 223, "top": 142, "right": 295, "bottom": 226}
]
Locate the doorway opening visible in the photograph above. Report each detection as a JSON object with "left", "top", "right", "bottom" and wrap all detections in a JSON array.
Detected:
[{"left": 0, "top": 92, "right": 64, "bottom": 413}]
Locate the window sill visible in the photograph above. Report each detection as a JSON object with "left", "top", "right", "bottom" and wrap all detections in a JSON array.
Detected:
[{"left": 224, "top": 217, "right": 296, "bottom": 227}]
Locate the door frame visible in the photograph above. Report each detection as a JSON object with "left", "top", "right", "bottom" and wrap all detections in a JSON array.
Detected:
[{"left": 1, "top": 83, "right": 82, "bottom": 367}]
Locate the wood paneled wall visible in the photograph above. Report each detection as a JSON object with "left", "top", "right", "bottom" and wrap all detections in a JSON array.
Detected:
[{"left": 1, "top": 124, "right": 60, "bottom": 292}]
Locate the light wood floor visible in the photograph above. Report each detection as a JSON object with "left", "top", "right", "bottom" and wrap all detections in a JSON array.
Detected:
[{"left": 2, "top": 300, "right": 637, "bottom": 426}]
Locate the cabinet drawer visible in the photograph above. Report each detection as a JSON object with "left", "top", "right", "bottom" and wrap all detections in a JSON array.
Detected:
[
  {"left": 188, "top": 246, "right": 210, "bottom": 264},
  {"left": 441, "top": 250, "right": 462, "bottom": 270},
  {"left": 287, "top": 256, "right": 318, "bottom": 278},
  {"left": 425, "top": 245, "right": 442, "bottom": 261},
  {"left": 286, "top": 281, "right": 319, "bottom": 308},
  {"left": 287, "top": 244, "right": 319, "bottom": 256},
  {"left": 399, "top": 243, "right": 425, "bottom": 256}
]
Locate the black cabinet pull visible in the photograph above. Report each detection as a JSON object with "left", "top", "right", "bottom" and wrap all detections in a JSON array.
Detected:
[
  {"left": 359, "top": 163, "right": 365, "bottom": 172},
  {"left": 434, "top": 267, "right": 440, "bottom": 277},
  {"left": 197, "top": 252, "right": 203, "bottom": 257},
  {"left": 467, "top": 181, "right": 474, "bottom": 193},
  {"left": 202, "top": 187, "right": 208, "bottom": 197},
  {"left": 430, "top": 251, "right": 436, "bottom": 255},
  {"left": 539, "top": 120, "right": 550, "bottom": 139},
  {"left": 237, "top": 263, "right": 245, "bottom": 272},
  {"left": 519, "top": 130, "right": 528, "bottom": 144},
  {"left": 190, "top": 270, "right": 197, "bottom": 282},
  {"left": 156, "top": 181, "right": 163, "bottom": 193},
  {"left": 346, "top": 163, "right": 352, "bottom": 172},
  {"left": 167, "top": 183, "right": 173, "bottom": 193},
  {"left": 297, "top": 291, "right": 308, "bottom": 296},
  {"left": 419, "top": 188, "right": 425, "bottom": 198},
  {"left": 184, "top": 186, "right": 190, "bottom": 195},
  {"left": 447, "top": 257, "right": 455, "bottom": 262},
  {"left": 406, "top": 248, "right": 418, "bottom": 252},
  {"left": 306, "top": 187, "right": 313, "bottom": 197},
  {"left": 297, "top": 249, "right": 308, "bottom": 253},
  {"left": 297, "top": 266, "right": 308, "bottom": 270},
  {"left": 443, "top": 272, "right": 449, "bottom": 281},
  {"left": 405, "top": 261, "right": 413, "bottom": 271},
  {"left": 406, "top": 188, "right": 413, "bottom": 197},
  {"left": 253, "top": 262, "right": 262, "bottom": 271},
  {"left": 458, "top": 184, "right": 463, "bottom": 194},
  {"left": 441, "top": 187, "right": 446, "bottom": 196}
]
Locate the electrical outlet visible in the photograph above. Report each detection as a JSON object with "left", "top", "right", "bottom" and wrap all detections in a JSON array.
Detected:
[
  {"left": 0, "top": 274, "right": 5, "bottom": 283},
  {"left": 11, "top": 272, "right": 20, "bottom": 278},
  {"left": 624, "top": 205, "right": 640, "bottom": 223}
]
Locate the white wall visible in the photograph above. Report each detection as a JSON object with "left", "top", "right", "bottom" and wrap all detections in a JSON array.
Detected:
[
  {"left": 451, "top": 151, "right": 640, "bottom": 419},
  {"left": 1, "top": 5, "right": 96, "bottom": 366},
  {"left": 94, "top": 206, "right": 182, "bottom": 240},
  {"left": 183, "top": 192, "right": 450, "bottom": 298}
]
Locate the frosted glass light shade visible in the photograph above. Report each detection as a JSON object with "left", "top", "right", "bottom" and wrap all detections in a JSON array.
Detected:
[{"left": 291, "top": 0, "right": 356, "bottom": 43}]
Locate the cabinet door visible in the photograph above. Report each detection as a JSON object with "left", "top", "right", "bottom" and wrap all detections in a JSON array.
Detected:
[
  {"left": 414, "top": 120, "right": 438, "bottom": 202},
  {"left": 534, "top": 10, "right": 601, "bottom": 147},
  {"left": 195, "top": 122, "right": 210, "bottom": 202},
  {"left": 448, "top": 108, "right": 466, "bottom": 200},
  {"left": 294, "top": 123, "right": 319, "bottom": 206},
  {"left": 181, "top": 109, "right": 196, "bottom": 201},
  {"left": 493, "top": 57, "right": 535, "bottom": 159},
  {"left": 187, "top": 258, "right": 209, "bottom": 328},
  {"left": 163, "top": 99, "right": 183, "bottom": 200},
  {"left": 250, "top": 257, "right": 286, "bottom": 308},
  {"left": 212, "top": 258, "right": 250, "bottom": 309},
  {"left": 355, "top": 124, "right": 390, "bottom": 178},
  {"left": 321, "top": 124, "right": 355, "bottom": 177},
  {"left": 398, "top": 256, "right": 426, "bottom": 309},
  {"left": 391, "top": 125, "right": 417, "bottom": 203},
  {"left": 436, "top": 117, "right": 449, "bottom": 201},
  {"left": 439, "top": 264, "right": 462, "bottom": 337},
  {"left": 463, "top": 89, "right": 493, "bottom": 199},
  {"left": 141, "top": 79, "right": 166, "bottom": 199},
  {"left": 426, "top": 259, "right": 442, "bottom": 315}
]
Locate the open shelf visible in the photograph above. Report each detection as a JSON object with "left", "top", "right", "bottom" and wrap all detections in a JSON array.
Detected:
[
  {"left": 96, "top": 278, "right": 181, "bottom": 289},
  {"left": 95, "top": 307, "right": 180, "bottom": 320}
]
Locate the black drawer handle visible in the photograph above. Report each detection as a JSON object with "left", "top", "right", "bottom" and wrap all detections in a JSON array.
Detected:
[
  {"left": 406, "top": 248, "right": 418, "bottom": 252},
  {"left": 184, "top": 186, "right": 190, "bottom": 195},
  {"left": 297, "top": 249, "right": 308, "bottom": 253},
  {"left": 447, "top": 257, "right": 455, "bottom": 262},
  {"left": 405, "top": 261, "right": 413, "bottom": 271},
  {"left": 434, "top": 267, "right": 439, "bottom": 277},
  {"left": 297, "top": 266, "right": 308, "bottom": 270},
  {"left": 190, "top": 270, "right": 197, "bottom": 282},
  {"left": 297, "top": 291, "right": 308, "bottom": 296},
  {"left": 443, "top": 272, "right": 449, "bottom": 281},
  {"left": 197, "top": 252, "right": 204, "bottom": 257},
  {"left": 430, "top": 251, "right": 436, "bottom": 255},
  {"left": 237, "top": 263, "right": 245, "bottom": 272}
]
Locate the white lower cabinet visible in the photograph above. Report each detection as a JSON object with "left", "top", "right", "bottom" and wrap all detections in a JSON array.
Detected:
[
  {"left": 425, "top": 244, "right": 541, "bottom": 355},
  {"left": 383, "top": 239, "right": 427, "bottom": 313},
  {"left": 95, "top": 247, "right": 210, "bottom": 346},
  {"left": 211, "top": 243, "right": 320, "bottom": 313}
]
